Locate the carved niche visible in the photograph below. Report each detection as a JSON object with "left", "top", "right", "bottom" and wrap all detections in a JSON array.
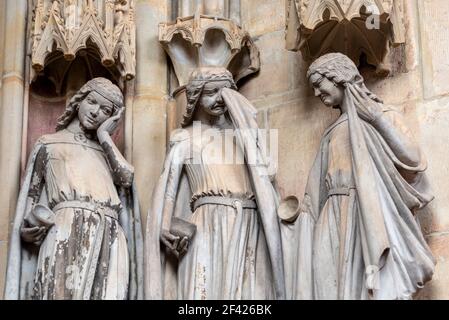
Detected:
[
  {"left": 159, "top": 12, "right": 260, "bottom": 135},
  {"left": 159, "top": 13, "right": 260, "bottom": 87},
  {"left": 26, "top": 0, "right": 130, "bottom": 161},
  {"left": 30, "top": 0, "right": 136, "bottom": 88},
  {"left": 286, "top": 0, "right": 406, "bottom": 75}
]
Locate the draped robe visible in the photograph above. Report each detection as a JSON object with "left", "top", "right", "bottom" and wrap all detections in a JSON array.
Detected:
[
  {"left": 145, "top": 88, "right": 286, "bottom": 300},
  {"left": 283, "top": 101, "right": 435, "bottom": 300},
  {"left": 5, "top": 130, "right": 143, "bottom": 300}
]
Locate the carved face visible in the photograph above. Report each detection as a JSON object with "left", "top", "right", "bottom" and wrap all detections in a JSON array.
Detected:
[
  {"left": 198, "top": 80, "right": 231, "bottom": 117},
  {"left": 309, "top": 73, "right": 344, "bottom": 107},
  {"left": 78, "top": 91, "right": 115, "bottom": 130}
]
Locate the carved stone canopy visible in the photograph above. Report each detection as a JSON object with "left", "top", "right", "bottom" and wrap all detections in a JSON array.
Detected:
[
  {"left": 159, "top": 13, "right": 260, "bottom": 90},
  {"left": 286, "top": 0, "right": 405, "bottom": 74},
  {"left": 30, "top": 0, "right": 136, "bottom": 87},
  {"left": 31, "top": 48, "right": 122, "bottom": 96}
]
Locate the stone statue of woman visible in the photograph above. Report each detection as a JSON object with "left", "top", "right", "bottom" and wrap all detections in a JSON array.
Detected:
[
  {"left": 145, "top": 67, "right": 285, "bottom": 300},
  {"left": 282, "top": 53, "right": 435, "bottom": 300},
  {"left": 5, "top": 77, "right": 143, "bottom": 300}
]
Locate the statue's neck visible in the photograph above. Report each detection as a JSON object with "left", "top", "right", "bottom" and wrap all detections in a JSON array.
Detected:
[
  {"left": 66, "top": 119, "right": 97, "bottom": 140},
  {"left": 336, "top": 94, "right": 348, "bottom": 114},
  {"left": 339, "top": 102, "right": 348, "bottom": 115}
]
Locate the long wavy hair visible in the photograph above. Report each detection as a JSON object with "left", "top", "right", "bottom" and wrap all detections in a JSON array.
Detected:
[
  {"left": 182, "top": 67, "right": 237, "bottom": 127},
  {"left": 307, "top": 53, "right": 382, "bottom": 104},
  {"left": 56, "top": 77, "right": 124, "bottom": 131}
]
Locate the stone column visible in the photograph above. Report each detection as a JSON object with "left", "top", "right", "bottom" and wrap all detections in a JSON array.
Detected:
[
  {"left": 132, "top": 0, "right": 168, "bottom": 226},
  {"left": 414, "top": 0, "right": 449, "bottom": 300},
  {"left": 0, "top": 0, "right": 6, "bottom": 101},
  {"left": 0, "top": 0, "right": 6, "bottom": 299},
  {"left": 179, "top": 0, "right": 235, "bottom": 18},
  {"left": 229, "top": 0, "right": 241, "bottom": 24},
  {"left": 180, "top": 0, "right": 195, "bottom": 16},
  {"left": 203, "top": 0, "right": 227, "bottom": 16},
  {"left": 0, "top": 0, "right": 28, "bottom": 298}
]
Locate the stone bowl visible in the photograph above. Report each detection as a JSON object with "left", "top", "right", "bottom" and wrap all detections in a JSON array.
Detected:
[
  {"left": 278, "top": 195, "right": 300, "bottom": 223},
  {"left": 26, "top": 204, "right": 56, "bottom": 228}
]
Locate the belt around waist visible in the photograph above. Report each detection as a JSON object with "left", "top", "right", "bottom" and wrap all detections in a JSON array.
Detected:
[
  {"left": 327, "top": 187, "right": 356, "bottom": 198},
  {"left": 193, "top": 196, "right": 257, "bottom": 212},
  {"left": 52, "top": 200, "right": 119, "bottom": 220}
]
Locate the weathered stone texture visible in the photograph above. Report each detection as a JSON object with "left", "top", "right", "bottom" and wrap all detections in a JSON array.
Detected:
[
  {"left": 417, "top": 233, "right": 449, "bottom": 300},
  {"left": 239, "top": 31, "right": 292, "bottom": 101},
  {"left": 417, "top": 97, "right": 449, "bottom": 299},
  {"left": 416, "top": 97, "right": 449, "bottom": 235},
  {"left": 0, "top": 0, "right": 5, "bottom": 89},
  {"left": 419, "top": 0, "right": 449, "bottom": 99},
  {"left": 0, "top": 1, "right": 27, "bottom": 278},
  {"left": 0, "top": 1, "right": 6, "bottom": 299},
  {"left": 241, "top": 0, "right": 286, "bottom": 37},
  {"left": 1, "top": 0, "right": 449, "bottom": 300},
  {"left": 413, "top": 0, "right": 449, "bottom": 296},
  {"left": 132, "top": 0, "right": 168, "bottom": 222},
  {"left": 268, "top": 99, "right": 338, "bottom": 198},
  {"left": 0, "top": 241, "right": 6, "bottom": 299},
  {"left": 132, "top": 97, "right": 167, "bottom": 227},
  {"left": 239, "top": 0, "right": 449, "bottom": 300}
]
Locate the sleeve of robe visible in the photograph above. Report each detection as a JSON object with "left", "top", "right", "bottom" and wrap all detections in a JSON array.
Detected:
[
  {"left": 355, "top": 106, "right": 435, "bottom": 299},
  {"left": 144, "top": 132, "right": 191, "bottom": 300},
  {"left": 119, "top": 182, "right": 144, "bottom": 300},
  {"left": 4, "top": 141, "right": 46, "bottom": 300},
  {"left": 373, "top": 110, "right": 433, "bottom": 204}
]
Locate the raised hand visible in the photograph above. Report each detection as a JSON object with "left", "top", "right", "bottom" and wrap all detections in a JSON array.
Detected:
[{"left": 97, "top": 107, "right": 124, "bottom": 137}]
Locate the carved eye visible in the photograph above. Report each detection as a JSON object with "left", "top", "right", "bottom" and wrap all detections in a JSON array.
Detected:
[
  {"left": 100, "top": 105, "right": 113, "bottom": 115},
  {"left": 203, "top": 88, "right": 219, "bottom": 95},
  {"left": 314, "top": 79, "right": 324, "bottom": 88}
]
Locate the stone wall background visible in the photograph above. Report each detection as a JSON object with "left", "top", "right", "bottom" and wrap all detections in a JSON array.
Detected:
[
  {"left": 0, "top": 0, "right": 6, "bottom": 299},
  {"left": 0, "top": 0, "right": 27, "bottom": 299},
  {"left": 1, "top": 0, "right": 449, "bottom": 299}
]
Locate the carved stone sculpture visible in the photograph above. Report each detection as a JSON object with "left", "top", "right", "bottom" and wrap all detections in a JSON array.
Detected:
[
  {"left": 4, "top": 78, "right": 143, "bottom": 300},
  {"left": 145, "top": 67, "right": 285, "bottom": 300},
  {"left": 286, "top": 0, "right": 406, "bottom": 74},
  {"left": 159, "top": 12, "right": 260, "bottom": 143},
  {"left": 31, "top": 0, "right": 136, "bottom": 84},
  {"left": 281, "top": 53, "right": 435, "bottom": 300},
  {"left": 159, "top": 13, "right": 260, "bottom": 87}
]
